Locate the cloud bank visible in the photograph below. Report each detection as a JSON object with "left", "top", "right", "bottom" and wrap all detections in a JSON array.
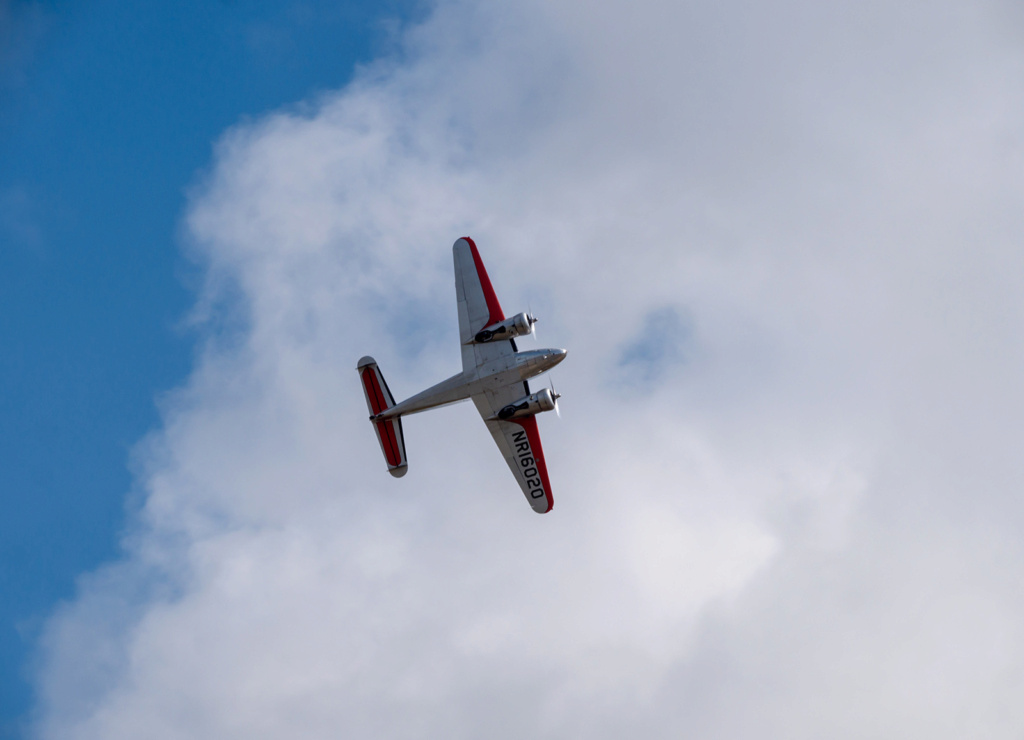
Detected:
[{"left": 32, "top": 1, "right": 1024, "bottom": 738}]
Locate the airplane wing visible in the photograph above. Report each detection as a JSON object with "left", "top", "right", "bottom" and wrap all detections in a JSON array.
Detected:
[
  {"left": 472, "top": 386, "right": 554, "bottom": 514},
  {"left": 453, "top": 237, "right": 554, "bottom": 514},
  {"left": 454, "top": 236, "right": 518, "bottom": 374}
]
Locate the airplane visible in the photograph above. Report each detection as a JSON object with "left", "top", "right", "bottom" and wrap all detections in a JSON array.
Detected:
[{"left": 357, "top": 237, "right": 567, "bottom": 513}]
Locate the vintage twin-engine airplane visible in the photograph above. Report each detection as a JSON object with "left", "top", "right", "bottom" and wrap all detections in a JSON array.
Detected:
[{"left": 357, "top": 237, "right": 567, "bottom": 513}]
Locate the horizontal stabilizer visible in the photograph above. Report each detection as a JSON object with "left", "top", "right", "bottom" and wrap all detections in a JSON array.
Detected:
[{"left": 357, "top": 356, "right": 408, "bottom": 477}]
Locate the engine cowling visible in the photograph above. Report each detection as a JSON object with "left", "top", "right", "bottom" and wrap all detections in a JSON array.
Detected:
[
  {"left": 495, "top": 387, "right": 558, "bottom": 420},
  {"left": 474, "top": 312, "right": 535, "bottom": 343}
]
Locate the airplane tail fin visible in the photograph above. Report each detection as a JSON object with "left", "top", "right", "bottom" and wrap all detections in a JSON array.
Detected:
[{"left": 357, "top": 356, "right": 408, "bottom": 478}]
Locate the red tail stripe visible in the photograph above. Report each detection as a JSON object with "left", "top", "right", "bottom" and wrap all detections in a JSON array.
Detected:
[
  {"left": 376, "top": 419, "right": 401, "bottom": 467},
  {"left": 510, "top": 416, "right": 553, "bottom": 512},
  {"left": 462, "top": 236, "right": 504, "bottom": 328},
  {"left": 361, "top": 366, "right": 401, "bottom": 468},
  {"left": 361, "top": 367, "right": 386, "bottom": 415}
]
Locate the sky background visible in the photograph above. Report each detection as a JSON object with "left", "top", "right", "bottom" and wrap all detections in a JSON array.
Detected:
[
  {"left": 1, "top": 1, "right": 415, "bottom": 735},
  {"left": 4, "top": 1, "right": 1024, "bottom": 739}
]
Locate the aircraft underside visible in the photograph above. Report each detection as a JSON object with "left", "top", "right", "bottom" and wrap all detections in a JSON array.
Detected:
[{"left": 357, "top": 237, "right": 566, "bottom": 513}]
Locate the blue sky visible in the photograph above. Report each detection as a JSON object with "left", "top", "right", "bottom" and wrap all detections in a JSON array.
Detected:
[{"left": 0, "top": 1, "right": 415, "bottom": 734}]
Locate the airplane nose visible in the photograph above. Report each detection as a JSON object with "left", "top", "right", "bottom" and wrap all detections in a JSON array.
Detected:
[{"left": 552, "top": 349, "right": 567, "bottom": 365}]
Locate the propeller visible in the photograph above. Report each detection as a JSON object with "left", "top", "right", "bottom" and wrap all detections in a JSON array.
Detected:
[
  {"left": 549, "top": 377, "right": 561, "bottom": 418},
  {"left": 528, "top": 304, "right": 539, "bottom": 340}
]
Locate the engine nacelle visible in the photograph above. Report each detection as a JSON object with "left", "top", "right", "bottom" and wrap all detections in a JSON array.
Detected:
[
  {"left": 474, "top": 312, "right": 534, "bottom": 343},
  {"left": 494, "top": 387, "right": 558, "bottom": 420}
]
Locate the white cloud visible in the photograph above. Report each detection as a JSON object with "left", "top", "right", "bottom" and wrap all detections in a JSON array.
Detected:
[{"left": 31, "top": 1, "right": 1024, "bottom": 738}]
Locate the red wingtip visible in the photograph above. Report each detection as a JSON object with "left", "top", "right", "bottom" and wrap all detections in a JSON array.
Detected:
[{"left": 461, "top": 236, "right": 504, "bottom": 327}]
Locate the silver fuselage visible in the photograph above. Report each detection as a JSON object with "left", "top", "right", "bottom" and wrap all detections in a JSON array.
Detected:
[{"left": 375, "top": 348, "right": 566, "bottom": 420}]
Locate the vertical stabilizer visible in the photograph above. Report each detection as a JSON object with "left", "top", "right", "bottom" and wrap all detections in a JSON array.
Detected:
[{"left": 357, "top": 356, "right": 408, "bottom": 477}]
